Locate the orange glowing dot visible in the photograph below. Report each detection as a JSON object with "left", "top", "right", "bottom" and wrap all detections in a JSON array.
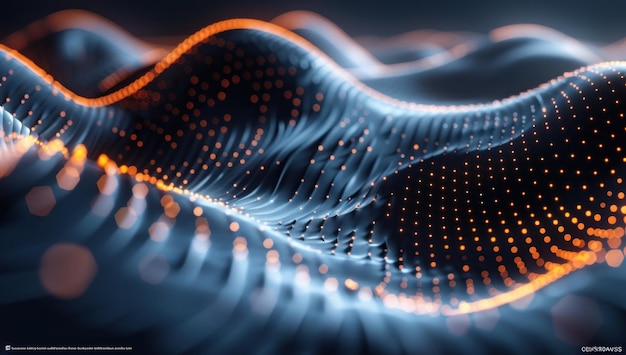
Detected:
[
  {"left": 132, "top": 183, "right": 149, "bottom": 199},
  {"left": 262, "top": 238, "right": 274, "bottom": 249},
  {"left": 318, "top": 264, "right": 328, "bottom": 274},
  {"left": 193, "top": 206, "right": 203, "bottom": 216},
  {"left": 25, "top": 186, "right": 56, "bottom": 217},
  {"left": 69, "top": 145, "right": 87, "bottom": 162},
  {"left": 229, "top": 221, "right": 240, "bottom": 232},
  {"left": 39, "top": 243, "right": 97, "bottom": 299},
  {"left": 114, "top": 207, "right": 137, "bottom": 229},
  {"left": 39, "top": 138, "right": 65, "bottom": 160},
  {"left": 96, "top": 175, "right": 117, "bottom": 195},
  {"left": 607, "top": 237, "right": 622, "bottom": 249},
  {"left": 160, "top": 195, "right": 173, "bottom": 207},
  {"left": 292, "top": 253, "right": 303, "bottom": 263},
  {"left": 588, "top": 240, "right": 602, "bottom": 252},
  {"left": 266, "top": 250, "right": 279, "bottom": 264},
  {"left": 164, "top": 202, "right": 181, "bottom": 218},
  {"left": 56, "top": 167, "right": 80, "bottom": 191},
  {"left": 605, "top": 250, "right": 624, "bottom": 267},
  {"left": 344, "top": 278, "right": 359, "bottom": 291},
  {"left": 233, "top": 237, "right": 247, "bottom": 252}
]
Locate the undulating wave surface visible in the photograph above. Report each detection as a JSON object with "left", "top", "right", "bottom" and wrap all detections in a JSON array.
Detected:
[{"left": 0, "top": 10, "right": 625, "bottom": 354}]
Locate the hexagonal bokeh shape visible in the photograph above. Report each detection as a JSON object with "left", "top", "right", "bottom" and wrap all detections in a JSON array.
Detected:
[
  {"left": 551, "top": 295, "right": 602, "bottom": 345},
  {"left": 39, "top": 243, "right": 98, "bottom": 299},
  {"left": 25, "top": 186, "right": 56, "bottom": 217}
]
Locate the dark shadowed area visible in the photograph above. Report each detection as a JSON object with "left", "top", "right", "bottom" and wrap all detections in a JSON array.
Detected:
[{"left": 1, "top": 0, "right": 626, "bottom": 42}]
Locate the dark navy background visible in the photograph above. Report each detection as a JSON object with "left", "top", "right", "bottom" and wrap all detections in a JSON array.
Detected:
[{"left": 1, "top": 0, "right": 625, "bottom": 42}]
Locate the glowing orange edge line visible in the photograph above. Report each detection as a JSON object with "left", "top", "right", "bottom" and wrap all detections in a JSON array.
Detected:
[
  {"left": 1, "top": 133, "right": 623, "bottom": 315},
  {"left": 0, "top": 17, "right": 623, "bottom": 315},
  {"left": 1, "top": 18, "right": 626, "bottom": 112}
]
